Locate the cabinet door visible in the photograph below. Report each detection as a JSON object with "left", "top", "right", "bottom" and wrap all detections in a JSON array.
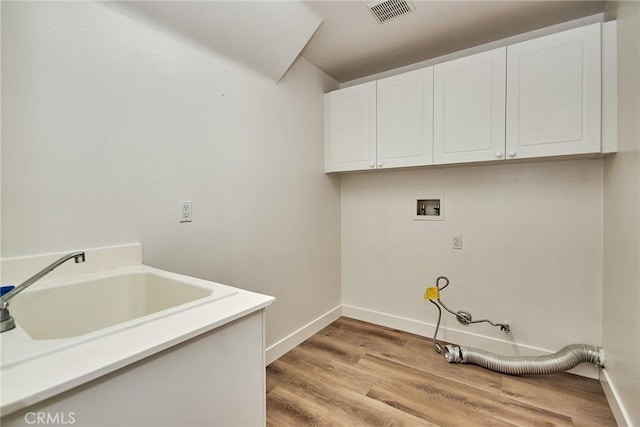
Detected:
[
  {"left": 324, "top": 82, "right": 377, "bottom": 172},
  {"left": 506, "top": 23, "right": 601, "bottom": 159},
  {"left": 434, "top": 47, "right": 506, "bottom": 164},
  {"left": 377, "top": 67, "right": 434, "bottom": 168}
]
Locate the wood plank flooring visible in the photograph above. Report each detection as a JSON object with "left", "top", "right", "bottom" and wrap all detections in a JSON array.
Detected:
[{"left": 266, "top": 317, "right": 616, "bottom": 426}]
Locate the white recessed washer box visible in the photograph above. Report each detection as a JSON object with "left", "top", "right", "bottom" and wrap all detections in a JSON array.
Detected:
[{"left": 414, "top": 194, "right": 444, "bottom": 221}]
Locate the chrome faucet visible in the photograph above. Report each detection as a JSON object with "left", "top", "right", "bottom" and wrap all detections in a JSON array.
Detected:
[{"left": 0, "top": 251, "right": 85, "bottom": 333}]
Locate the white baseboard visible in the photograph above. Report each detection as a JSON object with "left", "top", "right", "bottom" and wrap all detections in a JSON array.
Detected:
[
  {"left": 265, "top": 304, "right": 601, "bottom": 380},
  {"left": 600, "top": 369, "right": 632, "bottom": 426},
  {"left": 265, "top": 305, "right": 342, "bottom": 365},
  {"left": 342, "top": 304, "right": 600, "bottom": 379}
]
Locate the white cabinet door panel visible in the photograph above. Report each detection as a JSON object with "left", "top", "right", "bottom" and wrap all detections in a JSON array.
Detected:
[
  {"left": 506, "top": 23, "right": 601, "bottom": 158},
  {"left": 325, "top": 82, "right": 376, "bottom": 172},
  {"left": 434, "top": 47, "right": 506, "bottom": 164},
  {"left": 377, "top": 67, "right": 434, "bottom": 168}
]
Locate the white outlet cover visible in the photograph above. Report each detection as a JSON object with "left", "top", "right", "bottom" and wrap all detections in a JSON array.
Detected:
[
  {"left": 180, "top": 200, "right": 192, "bottom": 222},
  {"left": 452, "top": 234, "right": 462, "bottom": 249}
]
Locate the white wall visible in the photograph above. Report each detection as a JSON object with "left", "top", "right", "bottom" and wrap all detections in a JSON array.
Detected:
[
  {"left": 341, "top": 160, "right": 604, "bottom": 361},
  {"left": 602, "top": 2, "right": 640, "bottom": 425},
  {"left": 1, "top": 2, "right": 341, "bottom": 350}
]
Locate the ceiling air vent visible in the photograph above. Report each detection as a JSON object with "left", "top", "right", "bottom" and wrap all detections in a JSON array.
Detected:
[{"left": 367, "top": 0, "right": 415, "bottom": 24}]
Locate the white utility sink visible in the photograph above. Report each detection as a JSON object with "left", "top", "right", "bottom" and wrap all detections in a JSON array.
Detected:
[{"left": 9, "top": 268, "right": 236, "bottom": 340}]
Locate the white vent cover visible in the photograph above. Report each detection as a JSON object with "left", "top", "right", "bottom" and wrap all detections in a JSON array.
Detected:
[{"left": 367, "top": 0, "right": 415, "bottom": 24}]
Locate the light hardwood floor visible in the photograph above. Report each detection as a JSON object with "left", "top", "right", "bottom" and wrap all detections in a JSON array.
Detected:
[{"left": 266, "top": 317, "right": 616, "bottom": 426}]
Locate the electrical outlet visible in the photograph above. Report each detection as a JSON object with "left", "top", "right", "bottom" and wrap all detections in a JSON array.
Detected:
[
  {"left": 180, "top": 200, "right": 192, "bottom": 223},
  {"left": 452, "top": 234, "right": 462, "bottom": 249}
]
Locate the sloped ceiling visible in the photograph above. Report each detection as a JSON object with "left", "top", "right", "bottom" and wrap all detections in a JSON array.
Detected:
[
  {"left": 111, "top": 1, "right": 322, "bottom": 82},
  {"left": 112, "top": 1, "right": 607, "bottom": 84}
]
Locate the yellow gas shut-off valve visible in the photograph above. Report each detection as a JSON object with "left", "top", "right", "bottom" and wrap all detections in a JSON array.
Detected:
[{"left": 424, "top": 286, "right": 439, "bottom": 300}]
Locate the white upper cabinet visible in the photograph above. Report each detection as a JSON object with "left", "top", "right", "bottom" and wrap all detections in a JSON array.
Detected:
[
  {"left": 506, "top": 23, "right": 601, "bottom": 159},
  {"left": 377, "top": 67, "right": 434, "bottom": 168},
  {"left": 325, "top": 82, "right": 376, "bottom": 172},
  {"left": 325, "top": 69, "right": 434, "bottom": 172},
  {"left": 434, "top": 47, "right": 507, "bottom": 164},
  {"left": 324, "top": 23, "right": 606, "bottom": 173}
]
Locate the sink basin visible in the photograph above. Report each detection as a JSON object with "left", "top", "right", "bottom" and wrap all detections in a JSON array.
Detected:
[{"left": 9, "top": 269, "right": 236, "bottom": 340}]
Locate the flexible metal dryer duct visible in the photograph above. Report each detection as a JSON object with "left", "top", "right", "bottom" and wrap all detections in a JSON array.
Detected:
[
  {"left": 425, "top": 277, "right": 605, "bottom": 375},
  {"left": 443, "top": 343, "right": 605, "bottom": 375}
]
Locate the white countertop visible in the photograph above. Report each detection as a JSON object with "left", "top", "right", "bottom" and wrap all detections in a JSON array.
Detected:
[{"left": 0, "top": 279, "right": 274, "bottom": 416}]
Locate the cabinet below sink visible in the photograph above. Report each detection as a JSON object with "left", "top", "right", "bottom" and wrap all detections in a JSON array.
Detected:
[{"left": 0, "top": 245, "right": 274, "bottom": 426}]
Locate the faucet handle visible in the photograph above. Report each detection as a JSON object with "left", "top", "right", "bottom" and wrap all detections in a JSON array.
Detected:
[{"left": 1, "top": 286, "right": 16, "bottom": 297}]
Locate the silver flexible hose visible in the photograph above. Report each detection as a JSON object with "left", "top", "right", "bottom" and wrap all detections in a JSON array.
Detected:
[
  {"left": 428, "top": 276, "right": 509, "bottom": 354},
  {"left": 429, "top": 299, "right": 444, "bottom": 353},
  {"left": 443, "top": 343, "right": 605, "bottom": 375}
]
